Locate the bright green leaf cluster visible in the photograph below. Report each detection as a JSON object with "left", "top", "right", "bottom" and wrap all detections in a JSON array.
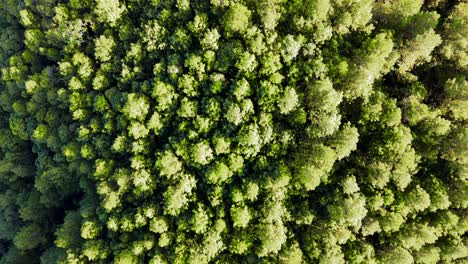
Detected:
[{"left": 0, "top": 0, "right": 466, "bottom": 263}]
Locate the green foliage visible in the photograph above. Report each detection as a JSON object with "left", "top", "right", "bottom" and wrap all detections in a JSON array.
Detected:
[
  {"left": 94, "top": 0, "right": 125, "bottom": 26},
  {"left": 0, "top": 0, "right": 465, "bottom": 263},
  {"left": 55, "top": 211, "right": 83, "bottom": 249},
  {"left": 398, "top": 29, "right": 442, "bottom": 73},
  {"left": 328, "top": 193, "right": 367, "bottom": 228},
  {"left": 414, "top": 245, "right": 441, "bottom": 264},
  {"left": 224, "top": 4, "right": 251, "bottom": 33},
  {"left": 440, "top": 2, "right": 468, "bottom": 69},
  {"left": 13, "top": 224, "right": 46, "bottom": 250},
  {"left": 343, "top": 33, "right": 394, "bottom": 99},
  {"left": 94, "top": 35, "right": 115, "bottom": 62},
  {"left": 123, "top": 93, "right": 150, "bottom": 121},
  {"left": 80, "top": 220, "right": 100, "bottom": 240},
  {"left": 379, "top": 247, "right": 414, "bottom": 264}
]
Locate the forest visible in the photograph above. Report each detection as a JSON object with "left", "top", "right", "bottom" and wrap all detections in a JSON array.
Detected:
[{"left": 0, "top": 0, "right": 467, "bottom": 263}]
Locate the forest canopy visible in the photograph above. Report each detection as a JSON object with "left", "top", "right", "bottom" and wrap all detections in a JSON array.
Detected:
[{"left": 0, "top": 0, "right": 467, "bottom": 263}]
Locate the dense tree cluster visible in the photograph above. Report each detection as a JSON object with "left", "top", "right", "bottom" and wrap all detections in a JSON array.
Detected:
[{"left": 0, "top": 0, "right": 467, "bottom": 263}]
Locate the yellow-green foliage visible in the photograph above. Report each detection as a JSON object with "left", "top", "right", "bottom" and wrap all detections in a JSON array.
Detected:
[{"left": 0, "top": 0, "right": 466, "bottom": 263}]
